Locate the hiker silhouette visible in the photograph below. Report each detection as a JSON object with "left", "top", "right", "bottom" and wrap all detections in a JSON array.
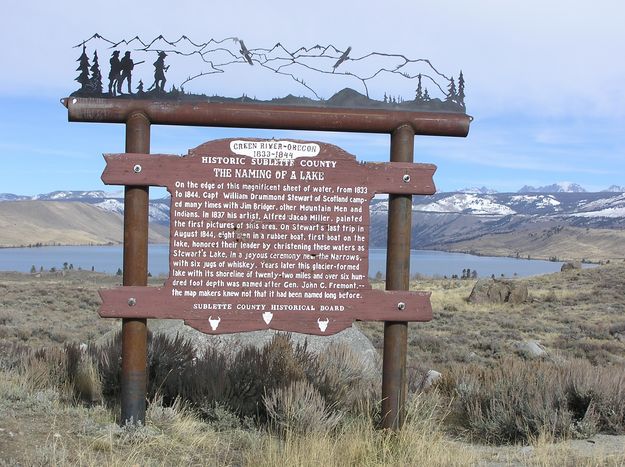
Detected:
[
  {"left": 108, "top": 51, "right": 121, "bottom": 95},
  {"left": 118, "top": 51, "right": 135, "bottom": 94},
  {"left": 149, "top": 51, "right": 169, "bottom": 92}
]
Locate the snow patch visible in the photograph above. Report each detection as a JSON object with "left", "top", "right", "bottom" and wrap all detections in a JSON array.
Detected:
[
  {"left": 510, "top": 195, "right": 561, "bottom": 209},
  {"left": 572, "top": 194, "right": 625, "bottom": 217},
  {"left": 572, "top": 207, "right": 625, "bottom": 218},
  {"left": 95, "top": 199, "right": 124, "bottom": 214},
  {"left": 415, "top": 194, "right": 515, "bottom": 215},
  {"left": 95, "top": 199, "right": 170, "bottom": 224}
]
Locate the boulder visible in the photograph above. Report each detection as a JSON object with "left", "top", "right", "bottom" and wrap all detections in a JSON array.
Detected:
[
  {"left": 422, "top": 370, "right": 442, "bottom": 389},
  {"left": 98, "top": 319, "right": 380, "bottom": 371},
  {"left": 561, "top": 261, "right": 582, "bottom": 272},
  {"left": 514, "top": 340, "right": 547, "bottom": 359},
  {"left": 468, "top": 279, "right": 528, "bottom": 304}
]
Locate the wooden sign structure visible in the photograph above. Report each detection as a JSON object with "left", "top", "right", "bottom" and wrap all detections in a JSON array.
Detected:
[
  {"left": 63, "top": 96, "right": 470, "bottom": 430},
  {"left": 99, "top": 138, "right": 436, "bottom": 335}
]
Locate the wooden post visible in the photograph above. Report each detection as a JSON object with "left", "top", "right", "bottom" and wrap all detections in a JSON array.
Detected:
[
  {"left": 381, "top": 124, "right": 415, "bottom": 429},
  {"left": 120, "top": 112, "right": 150, "bottom": 425}
]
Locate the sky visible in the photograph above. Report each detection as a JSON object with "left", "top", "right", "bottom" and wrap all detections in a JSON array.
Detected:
[{"left": 1, "top": 0, "right": 624, "bottom": 196}]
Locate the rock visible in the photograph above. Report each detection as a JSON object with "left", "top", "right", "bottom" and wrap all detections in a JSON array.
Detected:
[
  {"left": 561, "top": 261, "right": 582, "bottom": 272},
  {"left": 422, "top": 370, "right": 442, "bottom": 389},
  {"left": 468, "top": 279, "right": 528, "bottom": 304},
  {"left": 99, "top": 320, "right": 380, "bottom": 371},
  {"left": 515, "top": 340, "right": 547, "bottom": 359}
]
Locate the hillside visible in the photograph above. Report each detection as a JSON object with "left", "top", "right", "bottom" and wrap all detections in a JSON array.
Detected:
[
  {"left": 368, "top": 192, "right": 625, "bottom": 262},
  {"left": 439, "top": 225, "right": 625, "bottom": 262},
  {"left": 1, "top": 189, "right": 624, "bottom": 262},
  {"left": 0, "top": 201, "right": 168, "bottom": 247}
]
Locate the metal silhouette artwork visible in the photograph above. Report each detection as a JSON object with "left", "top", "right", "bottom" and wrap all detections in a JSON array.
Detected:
[
  {"left": 149, "top": 51, "right": 169, "bottom": 92},
  {"left": 107, "top": 50, "right": 120, "bottom": 95},
  {"left": 70, "top": 34, "right": 467, "bottom": 112}
]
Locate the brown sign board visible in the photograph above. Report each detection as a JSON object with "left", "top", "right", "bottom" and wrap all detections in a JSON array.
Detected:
[{"left": 99, "top": 139, "right": 436, "bottom": 335}]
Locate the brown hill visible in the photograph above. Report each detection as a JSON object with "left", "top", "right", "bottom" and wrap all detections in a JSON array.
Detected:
[
  {"left": 0, "top": 201, "right": 168, "bottom": 247},
  {"left": 440, "top": 225, "right": 625, "bottom": 262}
]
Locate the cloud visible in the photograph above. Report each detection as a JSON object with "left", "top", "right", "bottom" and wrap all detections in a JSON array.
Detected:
[
  {"left": 1, "top": 0, "right": 624, "bottom": 196},
  {"left": 2, "top": 0, "right": 624, "bottom": 119}
]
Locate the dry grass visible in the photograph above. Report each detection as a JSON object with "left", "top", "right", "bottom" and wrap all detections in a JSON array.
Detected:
[
  {"left": 362, "top": 262, "right": 625, "bottom": 369},
  {"left": 2, "top": 264, "right": 625, "bottom": 463},
  {"left": 0, "top": 269, "right": 168, "bottom": 349},
  {"left": 2, "top": 364, "right": 622, "bottom": 466},
  {"left": 263, "top": 379, "right": 343, "bottom": 437},
  {"left": 437, "top": 358, "right": 625, "bottom": 444},
  {"left": 0, "top": 270, "right": 121, "bottom": 349}
]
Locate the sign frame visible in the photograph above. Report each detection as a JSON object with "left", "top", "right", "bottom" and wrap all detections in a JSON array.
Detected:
[{"left": 63, "top": 96, "right": 470, "bottom": 430}]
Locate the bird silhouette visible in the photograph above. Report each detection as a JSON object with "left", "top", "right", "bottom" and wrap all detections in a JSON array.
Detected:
[
  {"left": 239, "top": 40, "right": 253, "bottom": 65},
  {"left": 333, "top": 46, "right": 351, "bottom": 71}
]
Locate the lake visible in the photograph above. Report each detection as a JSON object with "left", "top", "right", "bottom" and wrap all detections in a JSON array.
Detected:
[{"left": 0, "top": 244, "right": 576, "bottom": 278}]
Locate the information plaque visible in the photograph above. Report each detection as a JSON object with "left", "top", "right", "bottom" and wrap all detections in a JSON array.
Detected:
[{"left": 99, "top": 139, "right": 436, "bottom": 335}]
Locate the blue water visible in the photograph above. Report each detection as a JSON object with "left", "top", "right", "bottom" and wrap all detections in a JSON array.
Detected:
[{"left": 0, "top": 244, "right": 575, "bottom": 279}]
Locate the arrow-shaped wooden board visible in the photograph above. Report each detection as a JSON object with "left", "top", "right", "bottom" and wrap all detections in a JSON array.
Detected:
[{"left": 99, "top": 138, "right": 436, "bottom": 335}]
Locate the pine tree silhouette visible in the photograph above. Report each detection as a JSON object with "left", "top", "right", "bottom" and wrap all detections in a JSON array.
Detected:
[
  {"left": 458, "top": 71, "right": 466, "bottom": 108},
  {"left": 415, "top": 74, "right": 423, "bottom": 101},
  {"left": 446, "top": 77, "right": 457, "bottom": 102},
  {"left": 75, "top": 44, "right": 90, "bottom": 92},
  {"left": 89, "top": 51, "right": 103, "bottom": 94},
  {"left": 423, "top": 88, "right": 430, "bottom": 101}
]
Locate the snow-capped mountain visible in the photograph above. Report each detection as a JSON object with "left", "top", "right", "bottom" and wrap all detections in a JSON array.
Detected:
[
  {"left": 91, "top": 195, "right": 171, "bottom": 224},
  {"left": 570, "top": 193, "right": 625, "bottom": 219},
  {"left": 368, "top": 191, "right": 625, "bottom": 250},
  {"left": 3, "top": 189, "right": 625, "bottom": 237},
  {"left": 93, "top": 198, "right": 125, "bottom": 214},
  {"left": 1, "top": 190, "right": 126, "bottom": 202},
  {"left": 416, "top": 193, "right": 514, "bottom": 216},
  {"left": 31, "top": 190, "right": 125, "bottom": 201},
  {"left": 402, "top": 192, "right": 625, "bottom": 220},
  {"left": 518, "top": 182, "right": 587, "bottom": 193},
  {"left": 508, "top": 194, "right": 561, "bottom": 211},
  {"left": 0, "top": 193, "right": 30, "bottom": 201},
  {"left": 603, "top": 185, "right": 625, "bottom": 193},
  {"left": 456, "top": 186, "right": 499, "bottom": 194},
  {"left": 1, "top": 190, "right": 171, "bottom": 225}
]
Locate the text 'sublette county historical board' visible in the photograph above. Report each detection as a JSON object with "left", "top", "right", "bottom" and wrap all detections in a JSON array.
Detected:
[{"left": 99, "top": 138, "right": 436, "bottom": 335}]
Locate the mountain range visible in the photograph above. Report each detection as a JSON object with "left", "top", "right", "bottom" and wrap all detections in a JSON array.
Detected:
[
  {"left": 1, "top": 187, "right": 624, "bottom": 261},
  {"left": 457, "top": 183, "right": 625, "bottom": 194},
  {"left": 2, "top": 187, "right": 624, "bottom": 230},
  {"left": 369, "top": 192, "right": 625, "bottom": 253},
  {"left": 3, "top": 182, "right": 622, "bottom": 203}
]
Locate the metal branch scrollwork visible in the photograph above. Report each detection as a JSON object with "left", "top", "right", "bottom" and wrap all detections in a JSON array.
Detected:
[{"left": 70, "top": 34, "right": 467, "bottom": 113}]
